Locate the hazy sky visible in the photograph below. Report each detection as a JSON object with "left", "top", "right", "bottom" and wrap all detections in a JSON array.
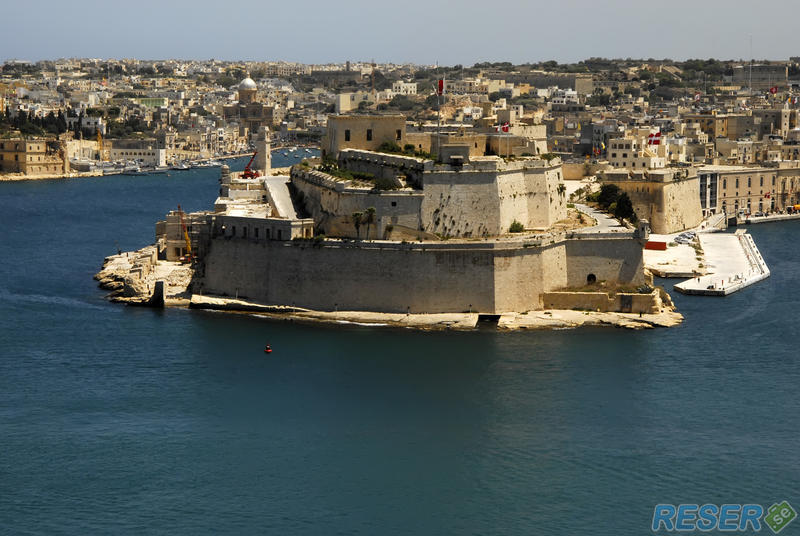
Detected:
[{"left": 2, "top": 0, "right": 796, "bottom": 65}]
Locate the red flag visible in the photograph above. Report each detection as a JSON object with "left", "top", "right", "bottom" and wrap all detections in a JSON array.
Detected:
[
  {"left": 648, "top": 132, "right": 662, "bottom": 145},
  {"left": 694, "top": 92, "right": 701, "bottom": 102},
  {"left": 437, "top": 79, "right": 444, "bottom": 96},
  {"left": 765, "top": 192, "right": 771, "bottom": 198},
  {"left": 501, "top": 122, "right": 509, "bottom": 133},
  {"left": 770, "top": 86, "right": 778, "bottom": 95}
]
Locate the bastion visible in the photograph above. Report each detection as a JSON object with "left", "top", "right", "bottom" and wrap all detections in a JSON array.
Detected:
[{"left": 96, "top": 146, "right": 681, "bottom": 329}]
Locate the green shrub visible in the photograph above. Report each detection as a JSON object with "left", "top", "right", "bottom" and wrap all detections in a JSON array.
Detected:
[
  {"left": 377, "top": 141, "right": 403, "bottom": 154},
  {"left": 509, "top": 220, "right": 524, "bottom": 233},
  {"left": 597, "top": 183, "right": 621, "bottom": 208},
  {"left": 374, "top": 176, "right": 398, "bottom": 190},
  {"left": 613, "top": 192, "right": 637, "bottom": 221}
]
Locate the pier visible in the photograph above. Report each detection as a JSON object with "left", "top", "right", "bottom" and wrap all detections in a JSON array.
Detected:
[{"left": 674, "top": 230, "right": 770, "bottom": 296}]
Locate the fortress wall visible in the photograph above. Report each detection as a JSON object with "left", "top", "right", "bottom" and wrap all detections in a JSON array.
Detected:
[
  {"left": 528, "top": 167, "right": 567, "bottom": 229},
  {"left": 564, "top": 237, "right": 646, "bottom": 287},
  {"left": 658, "top": 178, "right": 703, "bottom": 233},
  {"left": 338, "top": 149, "right": 430, "bottom": 187},
  {"left": 611, "top": 177, "right": 702, "bottom": 234},
  {"left": 420, "top": 170, "right": 501, "bottom": 237},
  {"left": 495, "top": 166, "right": 566, "bottom": 231},
  {"left": 492, "top": 244, "right": 568, "bottom": 311},
  {"left": 292, "top": 171, "right": 424, "bottom": 239},
  {"left": 200, "top": 234, "right": 645, "bottom": 314},
  {"left": 200, "top": 239, "right": 495, "bottom": 313}
]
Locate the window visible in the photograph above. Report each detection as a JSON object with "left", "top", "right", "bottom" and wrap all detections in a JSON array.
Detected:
[
  {"left": 747, "top": 177, "right": 751, "bottom": 187},
  {"left": 344, "top": 129, "right": 350, "bottom": 142},
  {"left": 366, "top": 129, "right": 373, "bottom": 141},
  {"left": 396, "top": 129, "right": 402, "bottom": 141},
  {"left": 760, "top": 177, "right": 763, "bottom": 187},
  {"left": 723, "top": 179, "right": 727, "bottom": 189},
  {"left": 612, "top": 153, "right": 617, "bottom": 158},
  {"left": 735, "top": 178, "right": 739, "bottom": 188},
  {"left": 622, "top": 153, "right": 627, "bottom": 158},
  {"left": 391, "top": 201, "right": 397, "bottom": 207}
]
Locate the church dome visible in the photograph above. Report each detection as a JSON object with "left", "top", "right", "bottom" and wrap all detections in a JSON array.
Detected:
[{"left": 238, "top": 77, "right": 257, "bottom": 90}]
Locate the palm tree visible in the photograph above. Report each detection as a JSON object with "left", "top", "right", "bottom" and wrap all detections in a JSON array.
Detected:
[
  {"left": 352, "top": 211, "right": 363, "bottom": 239},
  {"left": 363, "top": 207, "right": 376, "bottom": 240}
]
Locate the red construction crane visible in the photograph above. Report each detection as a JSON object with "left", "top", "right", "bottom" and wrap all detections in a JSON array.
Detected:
[{"left": 242, "top": 151, "right": 260, "bottom": 179}]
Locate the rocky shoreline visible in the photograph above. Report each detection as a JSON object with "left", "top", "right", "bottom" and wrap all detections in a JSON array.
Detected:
[{"left": 94, "top": 246, "right": 193, "bottom": 306}]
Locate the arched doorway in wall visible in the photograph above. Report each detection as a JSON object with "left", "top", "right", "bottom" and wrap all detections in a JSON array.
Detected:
[{"left": 587, "top": 273, "right": 597, "bottom": 284}]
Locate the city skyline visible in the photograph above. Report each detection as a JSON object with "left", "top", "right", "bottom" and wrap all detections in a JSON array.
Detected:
[{"left": 2, "top": 0, "right": 797, "bottom": 65}]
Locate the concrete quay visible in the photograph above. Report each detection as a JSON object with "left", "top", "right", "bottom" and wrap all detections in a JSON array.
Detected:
[
  {"left": 744, "top": 212, "right": 800, "bottom": 225},
  {"left": 674, "top": 230, "right": 770, "bottom": 296}
]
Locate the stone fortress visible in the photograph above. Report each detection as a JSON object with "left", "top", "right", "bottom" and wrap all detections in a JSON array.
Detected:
[{"left": 98, "top": 111, "right": 675, "bottom": 326}]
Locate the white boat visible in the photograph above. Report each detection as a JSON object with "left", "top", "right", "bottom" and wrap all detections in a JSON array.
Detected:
[
  {"left": 121, "top": 164, "right": 142, "bottom": 175},
  {"left": 171, "top": 162, "right": 190, "bottom": 170}
]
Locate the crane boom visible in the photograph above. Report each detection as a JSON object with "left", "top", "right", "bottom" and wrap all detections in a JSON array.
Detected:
[{"left": 242, "top": 150, "right": 260, "bottom": 179}]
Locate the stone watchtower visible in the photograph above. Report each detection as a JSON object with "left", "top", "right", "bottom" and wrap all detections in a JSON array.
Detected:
[{"left": 254, "top": 126, "right": 271, "bottom": 176}]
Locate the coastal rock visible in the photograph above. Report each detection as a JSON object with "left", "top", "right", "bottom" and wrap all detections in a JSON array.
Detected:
[{"left": 122, "top": 276, "right": 149, "bottom": 298}]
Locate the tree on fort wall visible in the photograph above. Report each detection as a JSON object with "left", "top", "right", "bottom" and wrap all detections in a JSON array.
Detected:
[
  {"left": 364, "top": 207, "right": 376, "bottom": 239},
  {"left": 352, "top": 211, "right": 363, "bottom": 239}
]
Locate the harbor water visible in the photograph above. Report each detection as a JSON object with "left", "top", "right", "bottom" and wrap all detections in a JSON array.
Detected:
[{"left": 1, "top": 152, "right": 799, "bottom": 534}]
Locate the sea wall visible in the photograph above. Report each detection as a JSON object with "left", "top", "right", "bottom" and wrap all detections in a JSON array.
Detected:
[
  {"left": 565, "top": 234, "right": 647, "bottom": 287},
  {"left": 200, "top": 239, "right": 496, "bottom": 313},
  {"left": 199, "top": 232, "right": 645, "bottom": 314},
  {"left": 542, "top": 290, "right": 661, "bottom": 313}
]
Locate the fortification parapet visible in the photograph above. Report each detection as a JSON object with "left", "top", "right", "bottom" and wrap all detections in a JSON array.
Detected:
[{"left": 338, "top": 148, "right": 431, "bottom": 188}]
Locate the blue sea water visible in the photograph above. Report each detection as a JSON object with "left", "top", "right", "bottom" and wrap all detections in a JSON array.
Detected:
[{"left": 1, "top": 152, "right": 799, "bottom": 535}]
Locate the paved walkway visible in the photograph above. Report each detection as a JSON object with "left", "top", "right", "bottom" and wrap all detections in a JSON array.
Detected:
[{"left": 573, "top": 203, "right": 627, "bottom": 234}]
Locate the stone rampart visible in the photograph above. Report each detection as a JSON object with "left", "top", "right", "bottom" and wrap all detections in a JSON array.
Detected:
[
  {"left": 199, "top": 232, "right": 645, "bottom": 314},
  {"left": 291, "top": 167, "right": 424, "bottom": 239},
  {"left": 338, "top": 149, "right": 431, "bottom": 188},
  {"left": 421, "top": 161, "right": 566, "bottom": 236},
  {"left": 607, "top": 175, "right": 702, "bottom": 234}
]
